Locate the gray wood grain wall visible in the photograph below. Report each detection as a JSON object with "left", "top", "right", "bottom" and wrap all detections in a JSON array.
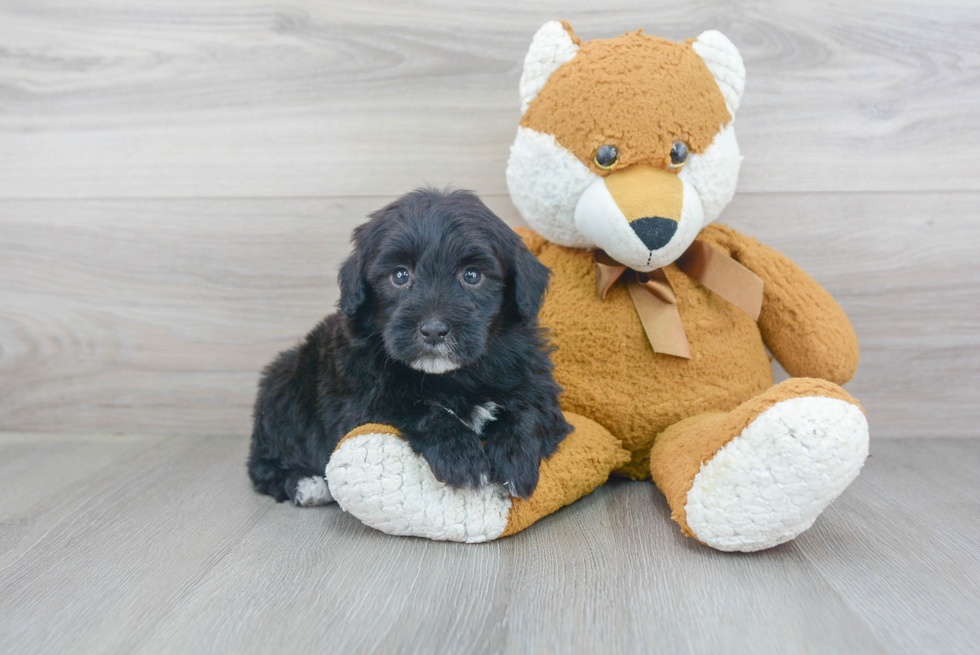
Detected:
[{"left": 1, "top": 0, "right": 978, "bottom": 438}]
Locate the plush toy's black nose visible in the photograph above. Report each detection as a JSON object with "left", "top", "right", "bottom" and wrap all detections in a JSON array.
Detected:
[
  {"left": 630, "top": 216, "right": 678, "bottom": 251},
  {"left": 420, "top": 318, "right": 451, "bottom": 345}
]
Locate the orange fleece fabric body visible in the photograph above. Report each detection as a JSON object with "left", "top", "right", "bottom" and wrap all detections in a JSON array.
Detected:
[
  {"left": 501, "top": 412, "right": 630, "bottom": 536},
  {"left": 517, "top": 224, "right": 860, "bottom": 479}
]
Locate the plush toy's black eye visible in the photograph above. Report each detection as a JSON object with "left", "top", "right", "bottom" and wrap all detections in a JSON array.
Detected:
[
  {"left": 461, "top": 268, "right": 482, "bottom": 286},
  {"left": 594, "top": 145, "right": 619, "bottom": 170},
  {"left": 391, "top": 267, "right": 411, "bottom": 287},
  {"left": 669, "top": 140, "right": 689, "bottom": 169}
]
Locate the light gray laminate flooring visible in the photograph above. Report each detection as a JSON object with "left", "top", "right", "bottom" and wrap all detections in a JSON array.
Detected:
[{"left": 0, "top": 433, "right": 977, "bottom": 654}]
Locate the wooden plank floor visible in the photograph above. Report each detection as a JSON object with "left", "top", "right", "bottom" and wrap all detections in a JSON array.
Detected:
[{"left": 0, "top": 433, "right": 976, "bottom": 654}]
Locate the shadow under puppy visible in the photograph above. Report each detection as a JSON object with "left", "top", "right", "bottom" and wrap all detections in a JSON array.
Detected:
[{"left": 248, "top": 188, "right": 572, "bottom": 506}]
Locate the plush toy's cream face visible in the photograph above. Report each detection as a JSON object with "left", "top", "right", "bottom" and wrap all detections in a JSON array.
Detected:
[{"left": 506, "top": 22, "right": 746, "bottom": 271}]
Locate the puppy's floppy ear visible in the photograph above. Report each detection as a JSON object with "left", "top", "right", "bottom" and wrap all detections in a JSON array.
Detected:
[
  {"left": 338, "top": 250, "right": 367, "bottom": 317},
  {"left": 339, "top": 199, "right": 401, "bottom": 317},
  {"left": 510, "top": 239, "right": 551, "bottom": 323}
]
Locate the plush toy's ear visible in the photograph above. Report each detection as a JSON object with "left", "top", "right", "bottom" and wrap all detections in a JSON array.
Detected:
[
  {"left": 692, "top": 30, "right": 746, "bottom": 115},
  {"left": 519, "top": 21, "right": 580, "bottom": 114}
]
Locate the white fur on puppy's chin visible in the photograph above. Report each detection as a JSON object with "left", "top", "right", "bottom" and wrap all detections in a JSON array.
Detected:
[
  {"left": 573, "top": 175, "right": 704, "bottom": 272},
  {"left": 410, "top": 356, "right": 459, "bottom": 375},
  {"left": 408, "top": 342, "right": 458, "bottom": 374}
]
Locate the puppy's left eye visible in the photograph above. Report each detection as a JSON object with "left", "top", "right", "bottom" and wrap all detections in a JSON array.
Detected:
[
  {"left": 461, "top": 268, "right": 482, "bottom": 286},
  {"left": 391, "top": 267, "right": 411, "bottom": 287}
]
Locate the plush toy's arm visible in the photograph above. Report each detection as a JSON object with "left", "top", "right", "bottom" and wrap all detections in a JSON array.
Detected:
[
  {"left": 513, "top": 227, "right": 549, "bottom": 256},
  {"left": 702, "top": 224, "right": 860, "bottom": 385},
  {"left": 325, "top": 415, "right": 629, "bottom": 542}
]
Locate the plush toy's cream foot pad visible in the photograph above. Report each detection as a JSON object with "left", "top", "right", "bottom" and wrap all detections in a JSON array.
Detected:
[
  {"left": 685, "top": 396, "right": 869, "bottom": 552},
  {"left": 650, "top": 378, "right": 870, "bottom": 553},
  {"left": 326, "top": 425, "right": 512, "bottom": 543},
  {"left": 325, "top": 416, "right": 629, "bottom": 542}
]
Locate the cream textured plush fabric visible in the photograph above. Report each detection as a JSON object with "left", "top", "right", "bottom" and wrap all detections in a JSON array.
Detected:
[
  {"left": 507, "top": 126, "right": 598, "bottom": 249},
  {"left": 518, "top": 21, "right": 580, "bottom": 114},
  {"left": 685, "top": 397, "right": 869, "bottom": 551},
  {"left": 690, "top": 30, "right": 746, "bottom": 114},
  {"left": 326, "top": 431, "right": 512, "bottom": 543}
]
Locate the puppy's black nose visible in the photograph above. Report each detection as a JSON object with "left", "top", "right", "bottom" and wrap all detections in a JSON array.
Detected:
[
  {"left": 420, "top": 318, "right": 451, "bottom": 345},
  {"left": 630, "top": 216, "right": 678, "bottom": 251}
]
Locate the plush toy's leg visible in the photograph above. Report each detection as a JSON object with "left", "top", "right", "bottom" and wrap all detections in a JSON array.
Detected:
[
  {"left": 325, "top": 415, "right": 629, "bottom": 543},
  {"left": 649, "top": 378, "right": 869, "bottom": 552}
]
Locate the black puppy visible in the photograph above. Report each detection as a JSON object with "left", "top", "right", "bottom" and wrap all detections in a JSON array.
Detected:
[{"left": 248, "top": 188, "right": 572, "bottom": 506}]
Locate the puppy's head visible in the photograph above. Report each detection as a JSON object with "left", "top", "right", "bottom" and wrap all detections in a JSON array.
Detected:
[{"left": 338, "top": 188, "right": 550, "bottom": 374}]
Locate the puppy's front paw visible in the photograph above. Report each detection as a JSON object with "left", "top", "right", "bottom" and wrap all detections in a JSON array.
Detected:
[
  {"left": 491, "top": 453, "right": 540, "bottom": 500},
  {"left": 421, "top": 440, "right": 492, "bottom": 490},
  {"left": 485, "top": 431, "right": 543, "bottom": 499}
]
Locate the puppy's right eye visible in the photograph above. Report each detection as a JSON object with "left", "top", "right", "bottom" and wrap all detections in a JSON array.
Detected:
[
  {"left": 391, "top": 268, "right": 411, "bottom": 287},
  {"left": 461, "top": 268, "right": 482, "bottom": 285}
]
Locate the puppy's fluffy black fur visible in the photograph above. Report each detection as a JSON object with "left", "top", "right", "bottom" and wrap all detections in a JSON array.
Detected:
[{"left": 248, "top": 188, "right": 572, "bottom": 504}]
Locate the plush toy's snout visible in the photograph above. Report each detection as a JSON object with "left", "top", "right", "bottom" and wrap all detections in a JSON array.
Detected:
[
  {"left": 606, "top": 166, "right": 683, "bottom": 250},
  {"left": 574, "top": 165, "right": 704, "bottom": 271}
]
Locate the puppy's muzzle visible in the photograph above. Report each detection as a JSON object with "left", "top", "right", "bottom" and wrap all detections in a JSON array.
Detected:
[{"left": 419, "top": 318, "right": 451, "bottom": 346}]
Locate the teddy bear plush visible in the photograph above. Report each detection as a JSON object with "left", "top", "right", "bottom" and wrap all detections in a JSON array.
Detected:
[{"left": 323, "top": 22, "right": 870, "bottom": 551}]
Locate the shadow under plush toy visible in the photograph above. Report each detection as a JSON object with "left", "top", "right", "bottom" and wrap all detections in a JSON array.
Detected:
[{"left": 324, "top": 21, "right": 870, "bottom": 551}]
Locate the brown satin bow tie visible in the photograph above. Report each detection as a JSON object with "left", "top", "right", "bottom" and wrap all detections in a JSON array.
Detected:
[{"left": 594, "top": 241, "right": 764, "bottom": 359}]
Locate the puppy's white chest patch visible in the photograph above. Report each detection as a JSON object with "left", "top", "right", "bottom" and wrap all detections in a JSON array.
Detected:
[
  {"left": 439, "top": 401, "right": 500, "bottom": 435},
  {"left": 468, "top": 402, "right": 500, "bottom": 434}
]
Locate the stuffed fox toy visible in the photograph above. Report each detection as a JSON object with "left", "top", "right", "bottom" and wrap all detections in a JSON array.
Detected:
[{"left": 323, "top": 22, "right": 870, "bottom": 551}]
